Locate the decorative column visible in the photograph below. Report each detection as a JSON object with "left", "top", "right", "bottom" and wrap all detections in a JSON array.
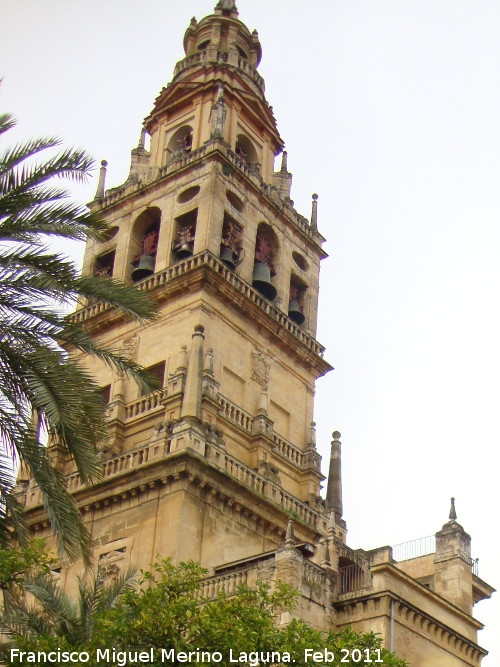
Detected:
[{"left": 326, "top": 431, "right": 343, "bottom": 520}]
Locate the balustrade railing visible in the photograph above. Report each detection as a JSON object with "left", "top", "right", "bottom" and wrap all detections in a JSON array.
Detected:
[
  {"left": 64, "top": 442, "right": 158, "bottom": 493},
  {"left": 71, "top": 252, "right": 325, "bottom": 358},
  {"left": 271, "top": 433, "right": 302, "bottom": 466},
  {"left": 172, "top": 50, "right": 264, "bottom": 91},
  {"left": 217, "top": 395, "right": 252, "bottom": 431},
  {"left": 199, "top": 569, "right": 249, "bottom": 599},
  {"left": 205, "top": 442, "right": 319, "bottom": 530},
  {"left": 125, "top": 389, "right": 166, "bottom": 420}
]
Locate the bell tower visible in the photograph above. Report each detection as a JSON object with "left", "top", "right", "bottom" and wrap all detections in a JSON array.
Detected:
[
  {"left": 67, "top": 0, "right": 334, "bottom": 573},
  {"left": 19, "top": 2, "right": 493, "bottom": 659}
]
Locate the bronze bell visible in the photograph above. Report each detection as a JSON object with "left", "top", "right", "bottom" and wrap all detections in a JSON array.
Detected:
[
  {"left": 288, "top": 298, "right": 305, "bottom": 325},
  {"left": 220, "top": 245, "right": 236, "bottom": 270},
  {"left": 131, "top": 254, "right": 155, "bottom": 282},
  {"left": 252, "top": 262, "right": 277, "bottom": 301},
  {"left": 175, "top": 241, "right": 194, "bottom": 260}
]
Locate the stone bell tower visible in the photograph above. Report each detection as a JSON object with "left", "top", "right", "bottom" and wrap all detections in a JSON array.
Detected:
[
  {"left": 46, "top": 0, "right": 334, "bottom": 581},
  {"left": 19, "top": 2, "right": 493, "bottom": 662}
]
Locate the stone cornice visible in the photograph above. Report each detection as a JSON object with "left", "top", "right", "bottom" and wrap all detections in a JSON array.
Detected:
[
  {"left": 25, "top": 442, "right": 328, "bottom": 539},
  {"left": 369, "top": 561, "right": 484, "bottom": 630},
  {"left": 69, "top": 251, "right": 332, "bottom": 378},
  {"left": 335, "top": 590, "right": 487, "bottom": 665}
]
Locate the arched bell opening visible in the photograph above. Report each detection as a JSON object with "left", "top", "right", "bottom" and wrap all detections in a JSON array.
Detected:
[
  {"left": 220, "top": 213, "right": 243, "bottom": 271},
  {"left": 130, "top": 207, "right": 161, "bottom": 283},
  {"left": 94, "top": 250, "right": 115, "bottom": 278},
  {"left": 235, "top": 133, "right": 260, "bottom": 173},
  {"left": 288, "top": 276, "right": 307, "bottom": 325},
  {"left": 252, "top": 223, "right": 278, "bottom": 301},
  {"left": 172, "top": 208, "right": 197, "bottom": 262},
  {"left": 165, "top": 124, "right": 193, "bottom": 163}
]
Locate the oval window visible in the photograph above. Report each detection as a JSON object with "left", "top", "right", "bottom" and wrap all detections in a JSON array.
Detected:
[
  {"left": 100, "top": 225, "right": 119, "bottom": 242},
  {"left": 226, "top": 189, "right": 244, "bottom": 212},
  {"left": 178, "top": 185, "right": 200, "bottom": 204},
  {"left": 292, "top": 251, "right": 308, "bottom": 272}
]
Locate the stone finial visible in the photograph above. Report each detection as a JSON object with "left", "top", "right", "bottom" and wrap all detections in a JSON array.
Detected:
[
  {"left": 321, "top": 538, "right": 331, "bottom": 568},
  {"left": 204, "top": 348, "right": 214, "bottom": 375},
  {"left": 449, "top": 497, "right": 457, "bottom": 522},
  {"left": 280, "top": 151, "right": 288, "bottom": 173},
  {"left": 307, "top": 422, "right": 317, "bottom": 448},
  {"left": 138, "top": 128, "right": 147, "bottom": 149},
  {"left": 284, "top": 517, "right": 295, "bottom": 548},
  {"left": 215, "top": 0, "right": 238, "bottom": 15},
  {"left": 190, "top": 16, "right": 197, "bottom": 26},
  {"left": 94, "top": 160, "right": 108, "bottom": 201},
  {"left": 177, "top": 345, "right": 188, "bottom": 371},
  {"left": 310, "top": 193, "right": 318, "bottom": 230},
  {"left": 258, "top": 385, "right": 269, "bottom": 415}
]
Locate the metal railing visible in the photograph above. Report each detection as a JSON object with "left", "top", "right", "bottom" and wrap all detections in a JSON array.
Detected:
[
  {"left": 392, "top": 535, "right": 436, "bottom": 562},
  {"left": 338, "top": 564, "right": 370, "bottom": 594}
]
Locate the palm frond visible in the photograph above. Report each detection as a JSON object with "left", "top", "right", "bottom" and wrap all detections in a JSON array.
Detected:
[{"left": 0, "top": 114, "right": 157, "bottom": 565}]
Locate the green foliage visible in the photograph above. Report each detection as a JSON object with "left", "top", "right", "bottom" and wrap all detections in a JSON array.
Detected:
[
  {"left": 0, "top": 539, "right": 54, "bottom": 590},
  {"left": 0, "top": 113, "right": 158, "bottom": 564},
  {"left": 1, "top": 560, "right": 136, "bottom": 662},
  {"left": 1, "top": 557, "right": 406, "bottom": 667}
]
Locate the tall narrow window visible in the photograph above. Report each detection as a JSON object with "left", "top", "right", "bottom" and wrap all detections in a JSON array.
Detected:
[
  {"left": 94, "top": 251, "right": 115, "bottom": 278},
  {"left": 252, "top": 223, "right": 278, "bottom": 301},
  {"left": 130, "top": 208, "right": 161, "bottom": 282},
  {"left": 172, "top": 209, "right": 197, "bottom": 261}
]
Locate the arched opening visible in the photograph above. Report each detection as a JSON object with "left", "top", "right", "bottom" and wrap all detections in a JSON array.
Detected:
[
  {"left": 220, "top": 213, "right": 243, "bottom": 271},
  {"left": 94, "top": 250, "right": 115, "bottom": 278},
  {"left": 252, "top": 223, "right": 278, "bottom": 301},
  {"left": 165, "top": 124, "right": 193, "bottom": 163},
  {"left": 130, "top": 207, "right": 161, "bottom": 282},
  {"left": 288, "top": 275, "right": 307, "bottom": 325},
  {"left": 172, "top": 208, "right": 198, "bottom": 262},
  {"left": 235, "top": 133, "right": 259, "bottom": 172}
]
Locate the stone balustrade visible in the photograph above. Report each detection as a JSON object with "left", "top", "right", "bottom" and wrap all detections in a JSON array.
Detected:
[
  {"left": 125, "top": 389, "right": 167, "bottom": 420},
  {"left": 25, "top": 433, "right": 324, "bottom": 534},
  {"left": 218, "top": 395, "right": 252, "bottom": 431},
  {"left": 271, "top": 433, "right": 302, "bottom": 466},
  {"left": 205, "top": 442, "right": 321, "bottom": 530},
  {"left": 199, "top": 569, "right": 249, "bottom": 599},
  {"left": 70, "top": 251, "right": 326, "bottom": 359},
  {"left": 172, "top": 50, "right": 265, "bottom": 92}
]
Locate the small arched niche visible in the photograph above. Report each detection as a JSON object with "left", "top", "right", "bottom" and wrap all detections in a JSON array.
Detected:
[
  {"left": 252, "top": 222, "right": 279, "bottom": 301},
  {"left": 235, "top": 133, "right": 259, "bottom": 172},
  {"left": 130, "top": 207, "right": 161, "bottom": 282},
  {"left": 165, "top": 124, "right": 193, "bottom": 163}
]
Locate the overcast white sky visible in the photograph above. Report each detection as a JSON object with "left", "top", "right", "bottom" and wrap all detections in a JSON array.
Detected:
[{"left": 2, "top": 0, "right": 499, "bottom": 661}]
